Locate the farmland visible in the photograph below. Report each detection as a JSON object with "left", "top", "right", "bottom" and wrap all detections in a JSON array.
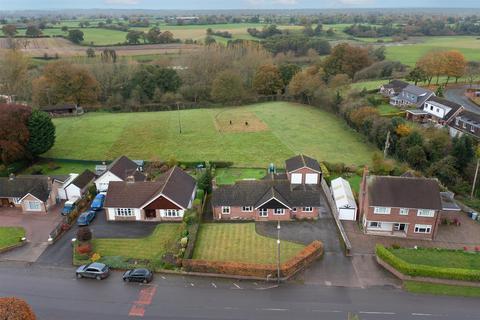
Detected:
[{"left": 44, "top": 102, "right": 375, "bottom": 167}]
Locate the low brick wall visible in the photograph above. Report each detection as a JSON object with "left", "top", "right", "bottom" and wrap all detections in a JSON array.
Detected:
[{"left": 182, "top": 240, "right": 323, "bottom": 279}]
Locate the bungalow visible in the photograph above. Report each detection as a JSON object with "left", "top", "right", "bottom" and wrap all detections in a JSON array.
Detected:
[
  {"left": 212, "top": 155, "right": 324, "bottom": 221},
  {"left": 103, "top": 166, "right": 197, "bottom": 222},
  {"left": 389, "top": 84, "right": 435, "bottom": 108},
  {"left": 0, "top": 174, "right": 64, "bottom": 213},
  {"left": 94, "top": 156, "right": 146, "bottom": 192},
  {"left": 448, "top": 110, "right": 480, "bottom": 140},
  {"left": 359, "top": 169, "right": 443, "bottom": 240},
  {"left": 379, "top": 80, "right": 409, "bottom": 98}
]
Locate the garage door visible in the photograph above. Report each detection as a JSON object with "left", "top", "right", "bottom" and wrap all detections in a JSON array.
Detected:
[
  {"left": 291, "top": 173, "right": 302, "bottom": 184},
  {"left": 339, "top": 208, "right": 355, "bottom": 221},
  {"left": 305, "top": 173, "right": 318, "bottom": 184}
]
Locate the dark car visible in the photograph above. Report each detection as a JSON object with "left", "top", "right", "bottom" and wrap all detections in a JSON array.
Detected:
[
  {"left": 77, "top": 210, "right": 96, "bottom": 226},
  {"left": 90, "top": 193, "right": 105, "bottom": 211},
  {"left": 123, "top": 268, "right": 153, "bottom": 283},
  {"left": 76, "top": 263, "right": 110, "bottom": 280}
]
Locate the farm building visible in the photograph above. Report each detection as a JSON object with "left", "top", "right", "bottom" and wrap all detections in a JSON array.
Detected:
[
  {"left": 330, "top": 177, "right": 357, "bottom": 221},
  {"left": 40, "top": 104, "right": 83, "bottom": 117}
]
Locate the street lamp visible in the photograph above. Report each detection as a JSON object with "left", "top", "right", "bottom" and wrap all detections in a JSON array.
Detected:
[{"left": 277, "top": 220, "right": 281, "bottom": 284}]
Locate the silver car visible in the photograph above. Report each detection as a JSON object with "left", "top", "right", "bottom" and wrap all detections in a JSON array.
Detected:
[{"left": 76, "top": 262, "right": 110, "bottom": 280}]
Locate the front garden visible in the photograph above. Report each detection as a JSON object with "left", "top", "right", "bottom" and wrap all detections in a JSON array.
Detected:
[{"left": 0, "top": 227, "right": 25, "bottom": 250}]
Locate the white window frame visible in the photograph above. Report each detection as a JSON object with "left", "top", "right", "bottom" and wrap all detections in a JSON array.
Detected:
[
  {"left": 417, "top": 209, "right": 434, "bottom": 217},
  {"left": 374, "top": 207, "right": 391, "bottom": 215},
  {"left": 242, "top": 206, "right": 253, "bottom": 212},
  {"left": 463, "top": 122, "right": 467, "bottom": 129},
  {"left": 399, "top": 208, "right": 409, "bottom": 216},
  {"left": 455, "top": 118, "right": 459, "bottom": 126},
  {"left": 302, "top": 207, "right": 313, "bottom": 212},
  {"left": 165, "top": 209, "right": 180, "bottom": 217},
  {"left": 414, "top": 224, "right": 432, "bottom": 234},
  {"left": 305, "top": 173, "right": 318, "bottom": 184},
  {"left": 221, "top": 206, "right": 230, "bottom": 214},
  {"left": 273, "top": 208, "right": 285, "bottom": 215},
  {"left": 291, "top": 173, "right": 302, "bottom": 184},
  {"left": 393, "top": 223, "right": 407, "bottom": 231},
  {"left": 26, "top": 200, "right": 42, "bottom": 211},
  {"left": 13, "top": 197, "right": 21, "bottom": 204},
  {"left": 369, "top": 221, "right": 382, "bottom": 228},
  {"left": 115, "top": 208, "right": 134, "bottom": 217},
  {"left": 259, "top": 208, "right": 268, "bottom": 217},
  {"left": 471, "top": 126, "right": 475, "bottom": 133}
]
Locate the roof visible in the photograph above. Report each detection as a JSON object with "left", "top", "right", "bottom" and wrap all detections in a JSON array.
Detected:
[
  {"left": 426, "top": 96, "right": 463, "bottom": 120},
  {"left": 104, "top": 156, "right": 146, "bottom": 182},
  {"left": 40, "top": 104, "right": 77, "bottom": 112},
  {"left": 0, "top": 175, "right": 51, "bottom": 202},
  {"left": 404, "top": 84, "right": 433, "bottom": 97},
  {"left": 454, "top": 110, "right": 480, "bottom": 129},
  {"left": 331, "top": 177, "right": 356, "bottom": 209},
  {"left": 406, "top": 109, "right": 428, "bottom": 115},
  {"left": 70, "top": 170, "right": 95, "bottom": 189},
  {"left": 212, "top": 173, "right": 322, "bottom": 208},
  {"left": 104, "top": 166, "right": 196, "bottom": 209},
  {"left": 285, "top": 155, "right": 321, "bottom": 173},
  {"left": 367, "top": 175, "right": 442, "bottom": 210}
]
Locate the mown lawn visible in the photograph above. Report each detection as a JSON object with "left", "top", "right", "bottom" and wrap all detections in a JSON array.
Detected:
[
  {"left": 93, "top": 224, "right": 181, "bottom": 261},
  {"left": 215, "top": 168, "right": 267, "bottom": 185},
  {"left": 404, "top": 281, "right": 480, "bottom": 298},
  {"left": 45, "top": 102, "right": 375, "bottom": 167},
  {"left": 193, "top": 223, "right": 305, "bottom": 264},
  {"left": 389, "top": 248, "right": 480, "bottom": 270},
  {"left": 377, "top": 103, "right": 399, "bottom": 115},
  {"left": 0, "top": 227, "right": 25, "bottom": 250},
  {"left": 22, "top": 159, "right": 96, "bottom": 175}
]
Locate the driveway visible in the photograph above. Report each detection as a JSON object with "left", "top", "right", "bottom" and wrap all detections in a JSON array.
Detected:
[
  {"left": 37, "top": 210, "right": 158, "bottom": 267},
  {"left": 0, "top": 205, "right": 63, "bottom": 262},
  {"left": 445, "top": 85, "right": 480, "bottom": 114}
]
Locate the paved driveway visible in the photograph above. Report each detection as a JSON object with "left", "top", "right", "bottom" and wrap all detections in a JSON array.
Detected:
[{"left": 445, "top": 85, "right": 480, "bottom": 114}]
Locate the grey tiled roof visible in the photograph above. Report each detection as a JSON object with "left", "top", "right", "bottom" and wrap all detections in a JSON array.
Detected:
[
  {"left": 0, "top": 175, "right": 51, "bottom": 201},
  {"left": 285, "top": 154, "right": 321, "bottom": 173}
]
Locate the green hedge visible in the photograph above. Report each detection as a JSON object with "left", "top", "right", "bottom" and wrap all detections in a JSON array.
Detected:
[{"left": 376, "top": 245, "right": 480, "bottom": 282}]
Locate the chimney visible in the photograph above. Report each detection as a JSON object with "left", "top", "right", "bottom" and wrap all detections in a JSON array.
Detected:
[
  {"left": 8, "top": 173, "right": 15, "bottom": 181},
  {"left": 125, "top": 169, "right": 135, "bottom": 183}
]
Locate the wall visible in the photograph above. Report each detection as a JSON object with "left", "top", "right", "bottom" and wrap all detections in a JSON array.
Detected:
[
  {"left": 287, "top": 167, "right": 320, "bottom": 185},
  {"left": 20, "top": 194, "right": 46, "bottom": 213},
  {"left": 95, "top": 172, "right": 122, "bottom": 192}
]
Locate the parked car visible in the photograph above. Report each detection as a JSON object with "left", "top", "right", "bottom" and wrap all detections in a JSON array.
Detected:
[
  {"left": 76, "top": 263, "right": 110, "bottom": 280},
  {"left": 90, "top": 193, "right": 105, "bottom": 211},
  {"left": 123, "top": 268, "right": 153, "bottom": 283},
  {"left": 61, "top": 200, "right": 77, "bottom": 216},
  {"left": 77, "top": 210, "right": 96, "bottom": 226}
]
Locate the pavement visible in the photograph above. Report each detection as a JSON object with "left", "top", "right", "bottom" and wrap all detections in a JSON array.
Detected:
[
  {"left": 444, "top": 85, "right": 480, "bottom": 114},
  {"left": 0, "top": 261, "right": 479, "bottom": 320}
]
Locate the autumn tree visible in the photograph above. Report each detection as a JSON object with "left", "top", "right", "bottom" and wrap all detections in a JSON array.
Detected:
[
  {"left": 443, "top": 50, "right": 466, "bottom": 85},
  {"left": 0, "top": 49, "right": 30, "bottom": 101},
  {"left": 26, "top": 110, "right": 55, "bottom": 156},
  {"left": 25, "top": 25, "right": 42, "bottom": 37},
  {"left": 416, "top": 51, "right": 440, "bottom": 85},
  {"left": 252, "top": 64, "right": 283, "bottom": 95},
  {"left": 211, "top": 70, "right": 245, "bottom": 103},
  {"left": 406, "top": 67, "right": 428, "bottom": 85},
  {"left": 465, "top": 61, "right": 480, "bottom": 88},
  {"left": 0, "top": 104, "right": 32, "bottom": 164},
  {"left": 0, "top": 297, "right": 36, "bottom": 320},
  {"left": 288, "top": 66, "right": 324, "bottom": 104},
  {"left": 322, "top": 43, "right": 371, "bottom": 79}
]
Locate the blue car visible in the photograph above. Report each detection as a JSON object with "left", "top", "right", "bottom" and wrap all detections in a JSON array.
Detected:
[
  {"left": 90, "top": 194, "right": 105, "bottom": 211},
  {"left": 77, "top": 210, "right": 96, "bottom": 226}
]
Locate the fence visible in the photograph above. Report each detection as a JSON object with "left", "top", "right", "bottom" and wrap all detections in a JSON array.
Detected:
[{"left": 320, "top": 178, "right": 352, "bottom": 255}]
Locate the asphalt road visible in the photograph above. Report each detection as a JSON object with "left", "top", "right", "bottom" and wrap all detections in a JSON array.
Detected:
[
  {"left": 444, "top": 85, "right": 480, "bottom": 114},
  {"left": 1, "top": 261, "right": 479, "bottom": 320}
]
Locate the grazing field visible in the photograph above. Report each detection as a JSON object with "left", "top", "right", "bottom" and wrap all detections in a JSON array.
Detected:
[
  {"left": 193, "top": 223, "right": 305, "bottom": 264},
  {"left": 45, "top": 102, "right": 375, "bottom": 167},
  {"left": 0, "top": 227, "right": 25, "bottom": 250}
]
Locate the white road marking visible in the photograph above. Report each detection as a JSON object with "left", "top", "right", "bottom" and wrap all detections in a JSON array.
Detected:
[
  {"left": 360, "top": 311, "right": 396, "bottom": 315},
  {"left": 211, "top": 282, "right": 217, "bottom": 288},
  {"left": 312, "top": 310, "right": 342, "bottom": 313},
  {"left": 190, "top": 283, "right": 194, "bottom": 287},
  {"left": 233, "top": 283, "right": 241, "bottom": 289},
  {"left": 412, "top": 313, "right": 435, "bottom": 316},
  {"left": 160, "top": 276, "right": 166, "bottom": 280},
  {"left": 261, "top": 308, "right": 288, "bottom": 312}
]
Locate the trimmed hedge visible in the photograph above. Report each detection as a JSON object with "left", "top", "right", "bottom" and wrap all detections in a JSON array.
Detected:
[{"left": 376, "top": 245, "right": 480, "bottom": 282}]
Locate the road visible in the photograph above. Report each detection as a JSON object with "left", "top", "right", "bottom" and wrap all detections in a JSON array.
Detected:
[
  {"left": 444, "top": 85, "right": 480, "bottom": 114},
  {"left": 1, "top": 261, "right": 479, "bottom": 320}
]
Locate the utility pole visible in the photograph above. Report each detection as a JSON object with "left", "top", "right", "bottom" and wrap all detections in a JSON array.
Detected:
[
  {"left": 176, "top": 102, "right": 182, "bottom": 134},
  {"left": 472, "top": 158, "right": 480, "bottom": 198},
  {"left": 277, "top": 220, "right": 281, "bottom": 285},
  {"left": 383, "top": 131, "right": 391, "bottom": 159}
]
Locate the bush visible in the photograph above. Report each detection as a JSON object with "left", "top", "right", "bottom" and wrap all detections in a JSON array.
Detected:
[
  {"left": 195, "top": 189, "right": 205, "bottom": 201},
  {"left": 76, "top": 227, "right": 92, "bottom": 242},
  {"left": 76, "top": 242, "right": 92, "bottom": 255},
  {"left": 323, "top": 161, "right": 346, "bottom": 174},
  {"left": 320, "top": 163, "right": 330, "bottom": 178},
  {"left": 29, "top": 165, "right": 43, "bottom": 175},
  {"left": 0, "top": 297, "right": 36, "bottom": 320},
  {"left": 91, "top": 252, "right": 101, "bottom": 262},
  {"left": 183, "top": 209, "right": 199, "bottom": 225}
]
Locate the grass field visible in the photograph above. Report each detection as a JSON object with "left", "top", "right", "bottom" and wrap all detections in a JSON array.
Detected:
[
  {"left": 404, "top": 281, "right": 480, "bottom": 298},
  {"left": 0, "top": 227, "right": 25, "bottom": 250},
  {"left": 193, "top": 223, "right": 305, "bottom": 264},
  {"left": 215, "top": 168, "right": 268, "bottom": 185},
  {"left": 389, "top": 248, "right": 480, "bottom": 270},
  {"left": 45, "top": 102, "right": 375, "bottom": 167},
  {"left": 22, "top": 159, "right": 96, "bottom": 175}
]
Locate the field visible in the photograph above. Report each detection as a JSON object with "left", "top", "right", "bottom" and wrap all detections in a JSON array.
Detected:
[
  {"left": 0, "top": 227, "right": 25, "bottom": 250},
  {"left": 389, "top": 248, "right": 480, "bottom": 270},
  {"left": 45, "top": 102, "right": 375, "bottom": 167},
  {"left": 192, "top": 223, "right": 305, "bottom": 264}
]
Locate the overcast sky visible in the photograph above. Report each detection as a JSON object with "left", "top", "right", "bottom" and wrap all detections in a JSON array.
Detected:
[{"left": 2, "top": 0, "right": 480, "bottom": 10}]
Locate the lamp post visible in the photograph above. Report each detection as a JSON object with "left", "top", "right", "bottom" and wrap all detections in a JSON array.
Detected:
[{"left": 277, "top": 219, "right": 281, "bottom": 285}]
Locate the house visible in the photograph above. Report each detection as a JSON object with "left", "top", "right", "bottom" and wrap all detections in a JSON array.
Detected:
[
  {"left": 40, "top": 104, "right": 83, "bottom": 117},
  {"left": 379, "top": 80, "right": 409, "bottom": 98},
  {"left": 358, "top": 169, "right": 443, "bottom": 240},
  {"left": 330, "top": 177, "right": 357, "bottom": 221},
  {"left": 390, "top": 84, "right": 435, "bottom": 108},
  {"left": 212, "top": 155, "right": 323, "bottom": 221},
  {"left": 94, "top": 156, "right": 147, "bottom": 192},
  {"left": 448, "top": 110, "right": 480, "bottom": 140},
  {"left": 63, "top": 170, "right": 96, "bottom": 200},
  {"left": 103, "top": 166, "right": 197, "bottom": 222},
  {"left": 419, "top": 96, "right": 464, "bottom": 124},
  {"left": 0, "top": 174, "right": 64, "bottom": 213}
]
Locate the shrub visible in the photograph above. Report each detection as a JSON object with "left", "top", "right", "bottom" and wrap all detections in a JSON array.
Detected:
[
  {"left": 76, "top": 243, "right": 92, "bottom": 255},
  {"left": 76, "top": 227, "right": 92, "bottom": 242},
  {"left": 183, "top": 209, "right": 199, "bottom": 225},
  {"left": 391, "top": 244, "right": 401, "bottom": 249},
  {"left": 29, "top": 165, "right": 43, "bottom": 175},
  {"left": 180, "top": 237, "right": 188, "bottom": 248},
  {"left": 195, "top": 188, "right": 205, "bottom": 201},
  {"left": 91, "top": 253, "right": 101, "bottom": 262},
  {"left": 0, "top": 297, "right": 36, "bottom": 320},
  {"left": 320, "top": 163, "right": 330, "bottom": 178}
]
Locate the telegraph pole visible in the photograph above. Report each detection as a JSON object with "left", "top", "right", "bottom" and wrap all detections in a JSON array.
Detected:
[
  {"left": 277, "top": 220, "right": 281, "bottom": 285},
  {"left": 176, "top": 102, "right": 182, "bottom": 134},
  {"left": 383, "top": 131, "right": 391, "bottom": 159}
]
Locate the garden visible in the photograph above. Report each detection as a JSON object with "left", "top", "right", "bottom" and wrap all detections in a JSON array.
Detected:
[{"left": 0, "top": 227, "right": 25, "bottom": 250}]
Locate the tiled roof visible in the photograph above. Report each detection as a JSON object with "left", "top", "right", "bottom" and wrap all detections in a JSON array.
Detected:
[
  {"left": 426, "top": 96, "right": 463, "bottom": 120},
  {"left": 0, "top": 175, "right": 51, "bottom": 201},
  {"left": 70, "top": 170, "right": 96, "bottom": 189},
  {"left": 285, "top": 154, "right": 321, "bottom": 173},
  {"left": 105, "top": 156, "right": 146, "bottom": 181}
]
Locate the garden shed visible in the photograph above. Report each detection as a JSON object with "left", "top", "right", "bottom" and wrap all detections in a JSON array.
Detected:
[{"left": 331, "top": 177, "right": 357, "bottom": 221}]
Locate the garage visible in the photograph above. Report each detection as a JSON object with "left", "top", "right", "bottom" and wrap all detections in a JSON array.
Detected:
[{"left": 330, "top": 177, "right": 357, "bottom": 221}]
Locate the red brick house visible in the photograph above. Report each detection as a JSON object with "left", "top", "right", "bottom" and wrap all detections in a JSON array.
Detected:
[
  {"left": 212, "top": 155, "right": 324, "bottom": 221},
  {"left": 103, "top": 166, "right": 197, "bottom": 222},
  {"left": 358, "top": 169, "right": 443, "bottom": 240}
]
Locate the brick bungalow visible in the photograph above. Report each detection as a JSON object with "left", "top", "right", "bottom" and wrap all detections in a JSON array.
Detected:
[
  {"left": 359, "top": 169, "right": 443, "bottom": 240},
  {"left": 212, "top": 155, "right": 324, "bottom": 221},
  {"left": 103, "top": 166, "right": 196, "bottom": 222},
  {"left": 94, "top": 155, "right": 146, "bottom": 192}
]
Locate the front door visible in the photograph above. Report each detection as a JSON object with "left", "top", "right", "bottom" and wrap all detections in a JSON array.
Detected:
[
  {"left": 394, "top": 223, "right": 407, "bottom": 232},
  {"left": 145, "top": 209, "right": 156, "bottom": 219}
]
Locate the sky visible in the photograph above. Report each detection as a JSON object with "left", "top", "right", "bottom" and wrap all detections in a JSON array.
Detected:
[{"left": 1, "top": 0, "right": 480, "bottom": 10}]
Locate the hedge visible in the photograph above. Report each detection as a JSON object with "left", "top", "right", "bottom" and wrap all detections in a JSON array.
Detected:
[
  {"left": 376, "top": 245, "right": 480, "bottom": 282},
  {"left": 183, "top": 240, "right": 323, "bottom": 278}
]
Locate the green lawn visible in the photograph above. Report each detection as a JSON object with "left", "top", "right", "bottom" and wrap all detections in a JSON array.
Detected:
[
  {"left": 93, "top": 224, "right": 181, "bottom": 261},
  {"left": 193, "top": 223, "right": 305, "bottom": 264},
  {"left": 215, "top": 168, "right": 267, "bottom": 185},
  {"left": 404, "top": 281, "right": 480, "bottom": 298},
  {"left": 22, "top": 159, "right": 96, "bottom": 175},
  {"left": 377, "top": 103, "right": 399, "bottom": 115},
  {"left": 45, "top": 102, "right": 375, "bottom": 167},
  {"left": 350, "top": 80, "right": 386, "bottom": 91},
  {"left": 389, "top": 248, "right": 480, "bottom": 270},
  {"left": 0, "top": 227, "right": 25, "bottom": 250}
]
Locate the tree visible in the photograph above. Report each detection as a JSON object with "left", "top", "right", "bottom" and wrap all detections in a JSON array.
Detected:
[
  {"left": 77, "top": 226, "right": 93, "bottom": 242},
  {"left": 466, "top": 61, "right": 480, "bottom": 88},
  {"left": 0, "top": 49, "right": 30, "bottom": 100},
  {"left": 406, "top": 67, "right": 428, "bottom": 85},
  {"left": 61, "top": 25, "right": 68, "bottom": 32},
  {"left": 0, "top": 297, "right": 36, "bottom": 320},
  {"left": 2, "top": 24, "right": 17, "bottom": 37},
  {"left": 406, "top": 145, "right": 428, "bottom": 170},
  {"left": 252, "top": 64, "right": 283, "bottom": 95},
  {"left": 67, "top": 29, "right": 84, "bottom": 44},
  {"left": 451, "top": 135, "right": 475, "bottom": 170},
  {"left": 86, "top": 47, "right": 95, "bottom": 58},
  {"left": 126, "top": 30, "right": 143, "bottom": 44},
  {"left": 288, "top": 67, "right": 324, "bottom": 104},
  {"left": 323, "top": 43, "right": 371, "bottom": 79},
  {"left": 471, "top": 146, "right": 480, "bottom": 198},
  {"left": 426, "top": 156, "right": 460, "bottom": 187},
  {"left": 0, "top": 104, "right": 31, "bottom": 164},
  {"left": 278, "top": 63, "right": 301, "bottom": 87},
  {"left": 443, "top": 50, "right": 466, "bottom": 85},
  {"left": 26, "top": 110, "right": 55, "bottom": 156},
  {"left": 101, "top": 48, "right": 117, "bottom": 63},
  {"left": 416, "top": 51, "right": 442, "bottom": 85},
  {"left": 205, "top": 35, "right": 216, "bottom": 45},
  {"left": 211, "top": 70, "right": 245, "bottom": 103},
  {"left": 25, "top": 25, "right": 42, "bottom": 37},
  {"left": 145, "top": 27, "right": 161, "bottom": 43}
]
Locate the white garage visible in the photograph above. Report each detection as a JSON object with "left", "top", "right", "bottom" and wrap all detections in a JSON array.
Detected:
[{"left": 331, "top": 177, "right": 357, "bottom": 221}]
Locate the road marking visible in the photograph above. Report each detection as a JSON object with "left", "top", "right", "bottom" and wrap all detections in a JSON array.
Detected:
[
  {"left": 211, "top": 282, "right": 217, "bottom": 288},
  {"left": 360, "top": 311, "right": 396, "bottom": 315},
  {"left": 261, "top": 308, "right": 288, "bottom": 312},
  {"left": 412, "top": 313, "right": 434, "bottom": 316},
  {"left": 233, "top": 283, "right": 241, "bottom": 289},
  {"left": 128, "top": 285, "right": 157, "bottom": 317},
  {"left": 160, "top": 276, "right": 166, "bottom": 280},
  {"left": 312, "top": 310, "right": 342, "bottom": 313},
  {"left": 190, "top": 283, "right": 195, "bottom": 287}
]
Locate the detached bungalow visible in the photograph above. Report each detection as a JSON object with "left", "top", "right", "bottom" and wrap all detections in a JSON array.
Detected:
[
  {"left": 104, "top": 166, "right": 197, "bottom": 222},
  {"left": 95, "top": 156, "right": 146, "bottom": 192},
  {"left": 379, "top": 80, "right": 409, "bottom": 98}
]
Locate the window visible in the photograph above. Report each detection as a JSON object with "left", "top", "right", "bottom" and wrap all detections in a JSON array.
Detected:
[
  {"left": 221, "top": 206, "right": 230, "bottom": 214},
  {"left": 430, "top": 106, "right": 433, "bottom": 111},
  {"left": 165, "top": 209, "right": 180, "bottom": 217},
  {"left": 471, "top": 126, "right": 475, "bottom": 133},
  {"left": 369, "top": 221, "right": 382, "bottom": 228},
  {"left": 463, "top": 122, "right": 467, "bottom": 129},
  {"left": 374, "top": 207, "right": 391, "bottom": 215},
  {"left": 259, "top": 208, "right": 268, "bottom": 217},
  {"left": 115, "top": 208, "right": 134, "bottom": 216},
  {"left": 291, "top": 173, "right": 302, "bottom": 184},
  {"left": 13, "top": 197, "right": 21, "bottom": 204},
  {"left": 302, "top": 207, "right": 313, "bottom": 212},
  {"left": 394, "top": 223, "right": 407, "bottom": 231},
  {"left": 26, "top": 201, "right": 41, "bottom": 211},
  {"left": 305, "top": 173, "right": 318, "bottom": 184},
  {"left": 399, "top": 208, "right": 409, "bottom": 216},
  {"left": 417, "top": 209, "right": 434, "bottom": 217},
  {"left": 414, "top": 224, "right": 432, "bottom": 234},
  {"left": 242, "top": 206, "right": 253, "bottom": 212},
  {"left": 273, "top": 208, "right": 285, "bottom": 215}
]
